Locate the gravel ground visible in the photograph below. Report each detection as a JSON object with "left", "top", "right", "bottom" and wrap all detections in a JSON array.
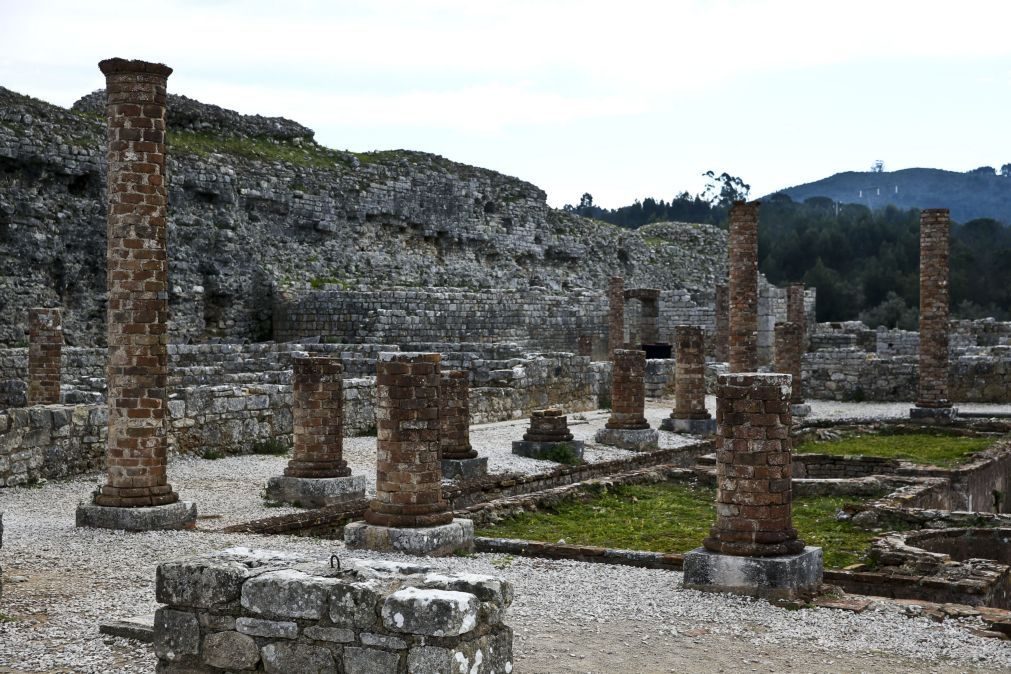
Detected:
[{"left": 2, "top": 400, "right": 1011, "bottom": 672}]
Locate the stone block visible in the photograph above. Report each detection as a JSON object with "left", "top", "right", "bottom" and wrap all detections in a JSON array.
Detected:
[
  {"left": 593, "top": 427, "right": 658, "bottom": 451},
  {"left": 202, "top": 631, "right": 260, "bottom": 670},
  {"left": 441, "top": 456, "right": 488, "bottom": 480},
  {"left": 153, "top": 609, "right": 198, "bottom": 660},
  {"left": 660, "top": 417, "right": 716, "bottom": 435},
  {"left": 264, "top": 474, "right": 366, "bottom": 508},
  {"left": 75, "top": 500, "right": 196, "bottom": 532},
  {"left": 261, "top": 642, "right": 336, "bottom": 674},
  {"left": 511, "top": 440, "right": 584, "bottom": 461},
  {"left": 682, "top": 546, "right": 824, "bottom": 600},
  {"left": 241, "top": 568, "right": 338, "bottom": 619},
  {"left": 790, "top": 403, "right": 812, "bottom": 418},
  {"left": 344, "top": 518, "right": 475, "bottom": 557},
  {"left": 382, "top": 586, "right": 480, "bottom": 637},
  {"left": 235, "top": 616, "right": 299, "bottom": 639},
  {"left": 344, "top": 646, "right": 402, "bottom": 674},
  {"left": 910, "top": 406, "right": 958, "bottom": 422}
]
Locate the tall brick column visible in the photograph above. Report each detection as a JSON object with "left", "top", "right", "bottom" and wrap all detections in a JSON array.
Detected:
[
  {"left": 913, "top": 208, "right": 955, "bottom": 418},
  {"left": 714, "top": 283, "right": 730, "bottom": 362},
  {"left": 608, "top": 276, "right": 625, "bottom": 356},
  {"left": 266, "top": 355, "right": 365, "bottom": 507},
  {"left": 661, "top": 326, "right": 714, "bottom": 434},
  {"left": 347, "top": 353, "right": 473, "bottom": 556},
  {"left": 440, "top": 370, "right": 487, "bottom": 479},
  {"left": 728, "top": 202, "right": 760, "bottom": 372},
  {"left": 27, "top": 308, "right": 62, "bottom": 405},
  {"left": 77, "top": 58, "right": 195, "bottom": 531},
  {"left": 596, "top": 349, "right": 657, "bottom": 450},
  {"left": 787, "top": 283, "right": 808, "bottom": 353},
  {"left": 774, "top": 322, "right": 808, "bottom": 415},
  {"left": 684, "top": 373, "right": 821, "bottom": 599}
]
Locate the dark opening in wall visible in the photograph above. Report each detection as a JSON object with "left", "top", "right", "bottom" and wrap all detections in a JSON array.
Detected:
[{"left": 484, "top": 201, "right": 497, "bottom": 214}]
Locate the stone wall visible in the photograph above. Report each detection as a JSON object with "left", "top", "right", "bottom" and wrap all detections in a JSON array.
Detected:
[
  {"left": 154, "top": 548, "right": 514, "bottom": 673},
  {"left": 0, "top": 404, "right": 107, "bottom": 486}
]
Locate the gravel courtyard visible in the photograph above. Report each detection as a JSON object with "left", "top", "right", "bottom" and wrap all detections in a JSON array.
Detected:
[{"left": 2, "top": 400, "right": 1010, "bottom": 673}]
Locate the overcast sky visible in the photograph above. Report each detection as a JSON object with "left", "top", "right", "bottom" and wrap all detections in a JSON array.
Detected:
[{"left": 2, "top": 0, "right": 1009, "bottom": 208}]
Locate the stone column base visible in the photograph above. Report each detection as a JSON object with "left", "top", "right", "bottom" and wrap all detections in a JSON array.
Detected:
[
  {"left": 791, "top": 404, "right": 812, "bottom": 418},
  {"left": 265, "top": 474, "right": 366, "bottom": 508},
  {"left": 76, "top": 501, "right": 197, "bottom": 532},
  {"left": 511, "top": 440, "right": 585, "bottom": 462},
  {"left": 682, "top": 546, "right": 823, "bottom": 601},
  {"left": 910, "top": 406, "right": 958, "bottom": 422},
  {"left": 593, "top": 427, "right": 659, "bottom": 451},
  {"left": 659, "top": 417, "right": 716, "bottom": 435},
  {"left": 344, "top": 518, "right": 474, "bottom": 557},
  {"left": 441, "top": 457, "right": 488, "bottom": 481}
]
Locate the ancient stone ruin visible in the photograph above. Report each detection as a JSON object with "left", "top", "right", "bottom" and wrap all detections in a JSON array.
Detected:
[
  {"left": 727, "top": 201, "right": 760, "bottom": 372},
  {"left": 661, "top": 325, "right": 715, "bottom": 434},
  {"left": 439, "top": 369, "right": 487, "bottom": 480},
  {"left": 512, "top": 408, "right": 584, "bottom": 461},
  {"left": 27, "top": 307, "right": 62, "bottom": 405},
  {"left": 595, "top": 348, "right": 658, "bottom": 450}
]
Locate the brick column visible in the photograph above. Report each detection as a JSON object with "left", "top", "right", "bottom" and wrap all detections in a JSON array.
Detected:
[
  {"left": 94, "top": 58, "right": 177, "bottom": 509},
  {"left": 916, "top": 209, "right": 952, "bottom": 410},
  {"left": 27, "top": 308, "right": 62, "bottom": 405},
  {"left": 714, "top": 283, "right": 729, "bottom": 362},
  {"left": 366, "top": 353, "right": 452, "bottom": 528},
  {"left": 606, "top": 349, "right": 649, "bottom": 430},
  {"left": 440, "top": 370, "right": 475, "bottom": 460},
  {"left": 787, "top": 283, "right": 807, "bottom": 353},
  {"left": 285, "top": 355, "right": 350, "bottom": 478},
  {"left": 704, "top": 373, "right": 804, "bottom": 556},
  {"left": 774, "top": 322, "right": 804, "bottom": 404},
  {"left": 728, "top": 202, "right": 760, "bottom": 372},
  {"left": 657, "top": 325, "right": 714, "bottom": 434},
  {"left": 577, "top": 335, "right": 593, "bottom": 358},
  {"left": 608, "top": 276, "right": 625, "bottom": 356}
]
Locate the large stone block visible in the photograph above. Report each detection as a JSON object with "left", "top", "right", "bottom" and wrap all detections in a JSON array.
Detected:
[
  {"left": 344, "top": 518, "right": 474, "bottom": 557},
  {"left": 382, "top": 587, "right": 480, "bottom": 637},
  {"left": 261, "top": 642, "right": 336, "bottom": 674},
  {"left": 202, "top": 631, "right": 260, "bottom": 670},
  {"left": 76, "top": 501, "right": 196, "bottom": 532},
  {"left": 682, "top": 546, "right": 824, "bottom": 600},
  {"left": 153, "top": 609, "right": 199, "bottom": 662},
  {"left": 241, "top": 568, "right": 339, "bottom": 619},
  {"left": 264, "top": 474, "right": 366, "bottom": 508}
]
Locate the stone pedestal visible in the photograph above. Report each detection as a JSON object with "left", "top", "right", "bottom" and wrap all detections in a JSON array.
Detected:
[
  {"left": 440, "top": 370, "right": 486, "bottom": 480},
  {"left": 441, "top": 457, "right": 489, "bottom": 481},
  {"left": 593, "top": 427, "right": 658, "bottom": 451},
  {"left": 791, "top": 403, "right": 812, "bottom": 418},
  {"left": 683, "top": 547, "right": 823, "bottom": 600},
  {"left": 661, "top": 326, "right": 714, "bottom": 436},
  {"left": 345, "top": 519, "right": 475, "bottom": 557},
  {"left": 909, "top": 406, "right": 959, "bottom": 422},
  {"left": 265, "top": 475, "right": 366, "bottom": 508},
  {"left": 77, "top": 58, "right": 195, "bottom": 531},
  {"left": 660, "top": 417, "right": 717, "bottom": 434},
  {"left": 512, "top": 409, "right": 584, "bottom": 461},
  {"left": 728, "top": 201, "right": 760, "bottom": 372},
  {"left": 597, "top": 349, "right": 657, "bottom": 450}
]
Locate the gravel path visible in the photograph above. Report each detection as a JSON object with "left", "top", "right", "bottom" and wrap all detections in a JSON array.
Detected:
[{"left": 2, "top": 400, "right": 1010, "bottom": 672}]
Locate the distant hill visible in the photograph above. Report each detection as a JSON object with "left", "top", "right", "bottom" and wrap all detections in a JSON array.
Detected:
[{"left": 770, "top": 168, "right": 1011, "bottom": 224}]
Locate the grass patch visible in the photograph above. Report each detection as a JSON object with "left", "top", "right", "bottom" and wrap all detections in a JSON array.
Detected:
[
  {"left": 202, "top": 449, "right": 225, "bottom": 460},
  {"left": 537, "top": 442, "right": 583, "bottom": 465},
  {"left": 251, "top": 439, "right": 289, "bottom": 456},
  {"left": 477, "top": 482, "right": 893, "bottom": 569},
  {"left": 795, "top": 432, "right": 993, "bottom": 467},
  {"left": 0, "top": 613, "right": 17, "bottom": 623},
  {"left": 309, "top": 276, "right": 352, "bottom": 290},
  {"left": 167, "top": 130, "right": 341, "bottom": 169}
]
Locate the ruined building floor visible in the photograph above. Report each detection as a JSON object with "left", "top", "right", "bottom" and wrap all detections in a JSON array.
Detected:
[{"left": 2, "top": 401, "right": 1011, "bottom": 673}]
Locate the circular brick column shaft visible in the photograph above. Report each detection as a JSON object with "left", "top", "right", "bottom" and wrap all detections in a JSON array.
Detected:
[
  {"left": 28, "top": 307, "right": 62, "bottom": 405},
  {"left": 728, "top": 201, "right": 760, "bottom": 372},
  {"left": 95, "top": 58, "right": 178, "bottom": 508},
  {"left": 440, "top": 370, "right": 476, "bottom": 460},
  {"left": 774, "top": 322, "right": 804, "bottom": 404},
  {"left": 704, "top": 372, "right": 804, "bottom": 557},
  {"left": 285, "top": 355, "right": 350, "bottom": 478},
  {"left": 672, "top": 326, "right": 710, "bottom": 420},
  {"left": 787, "top": 284, "right": 807, "bottom": 354},
  {"left": 608, "top": 276, "right": 625, "bottom": 356},
  {"left": 714, "top": 283, "right": 730, "bottom": 363},
  {"left": 365, "top": 353, "right": 452, "bottom": 528},
  {"left": 916, "top": 208, "right": 952, "bottom": 408},
  {"left": 606, "top": 349, "right": 649, "bottom": 430}
]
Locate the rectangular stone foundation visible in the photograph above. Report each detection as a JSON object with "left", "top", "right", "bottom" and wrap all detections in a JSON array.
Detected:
[
  {"left": 344, "top": 518, "right": 475, "bottom": 557},
  {"left": 511, "top": 440, "right": 585, "bottom": 462},
  {"left": 910, "top": 406, "right": 958, "bottom": 422},
  {"left": 264, "top": 474, "right": 365, "bottom": 508},
  {"left": 659, "top": 417, "right": 716, "bottom": 435},
  {"left": 154, "top": 547, "right": 513, "bottom": 673},
  {"left": 593, "top": 427, "right": 658, "bottom": 451},
  {"left": 441, "top": 457, "right": 488, "bottom": 480},
  {"left": 76, "top": 501, "right": 196, "bottom": 532},
  {"left": 682, "top": 546, "right": 824, "bottom": 601}
]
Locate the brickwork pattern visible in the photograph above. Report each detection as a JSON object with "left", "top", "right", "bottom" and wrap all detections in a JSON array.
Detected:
[
  {"left": 522, "top": 409, "right": 573, "bottom": 442},
  {"left": 605, "top": 349, "right": 649, "bottom": 430},
  {"left": 728, "top": 202, "right": 760, "bottom": 372},
  {"left": 787, "top": 283, "right": 808, "bottom": 354},
  {"left": 27, "top": 308, "right": 62, "bottom": 405},
  {"left": 95, "top": 58, "right": 178, "bottom": 508},
  {"left": 704, "top": 372, "right": 805, "bottom": 557},
  {"left": 440, "top": 370, "right": 476, "bottom": 460},
  {"left": 714, "top": 283, "right": 730, "bottom": 362},
  {"left": 774, "top": 322, "right": 804, "bottom": 404},
  {"left": 284, "top": 355, "right": 350, "bottom": 478},
  {"left": 365, "top": 353, "right": 452, "bottom": 528},
  {"left": 672, "top": 326, "right": 710, "bottom": 420},
  {"left": 608, "top": 276, "right": 625, "bottom": 356},
  {"left": 917, "top": 208, "right": 952, "bottom": 408}
]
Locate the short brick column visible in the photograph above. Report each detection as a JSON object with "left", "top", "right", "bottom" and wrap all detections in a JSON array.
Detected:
[
  {"left": 513, "top": 409, "right": 585, "bottom": 461},
  {"left": 661, "top": 326, "right": 714, "bottom": 434},
  {"left": 347, "top": 353, "right": 473, "bottom": 556},
  {"left": 728, "top": 202, "right": 759, "bottom": 372},
  {"left": 595, "top": 349, "right": 657, "bottom": 450},
  {"left": 27, "top": 307, "right": 62, "bottom": 405},
  {"left": 77, "top": 58, "right": 195, "bottom": 531},
  {"left": 440, "top": 370, "right": 487, "bottom": 480},
  {"left": 683, "top": 372, "right": 822, "bottom": 599},
  {"left": 913, "top": 208, "right": 956, "bottom": 420},
  {"left": 265, "top": 355, "right": 365, "bottom": 507},
  {"left": 714, "top": 283, "right": 730, "bottom": 362},
  {"left": 774, "top": 322, "right": 808, "bottom": 417},
  {"left": 608, "top": 276, "right": 625, "bottom": 356}
]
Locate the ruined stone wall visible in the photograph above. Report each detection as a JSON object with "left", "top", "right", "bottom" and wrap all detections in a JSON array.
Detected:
[
  {"left": 0, "top": 404, "right": 107, "bottom": 486},
  {"left": 757, "top": 281, "right": 817, "bottom": 365}
]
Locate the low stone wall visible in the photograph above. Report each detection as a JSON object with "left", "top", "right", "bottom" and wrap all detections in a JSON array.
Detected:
[
  {"left": 154, "top": 548, "right": 514, "bottom": 673},
  {"left": 792, "top": 454, "right": 901, "bottom": 479},
  {"left": 0, "top": 404, "right": 106, "bottom": 486}
]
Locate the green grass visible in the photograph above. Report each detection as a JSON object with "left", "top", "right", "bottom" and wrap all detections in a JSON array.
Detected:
[
  {"left": 309, "top": 276, "right": 352, "bottom": 290},
  {"left": 795, "top": 432, "right": 993, "bottom": 467},
  {"left": 167, "top": 130, "right": 341, "bottom": 169},
  {"left": 477, "top": 482, "right": 892, "bottom": 569}
]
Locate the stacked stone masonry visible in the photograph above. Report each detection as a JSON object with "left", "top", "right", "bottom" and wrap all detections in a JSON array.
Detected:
[
  {"left": 705, "top": 373, "right": 805, "bottom": 557},
  {"left": 27, "top": 308, "right": 62, "bottom": 405},
  {"left": 285, "top": 355, "right": 349, "bottom": 479},
  {"left": 727, "top": 202, "right": 760, "bottom": 372},
  {"left": 605, "top": 350, "right": 649, "bottom": 430},
  {"left": 774, "top": 322, "right": 804, "bottom": 404},
  {"left": 672, "top": 326, "right": 710, "bottom": 420},
  {"left": 439, "top": 370, "right": 475, "bottom": 460},
  {"left": 154, "top": 548, "right": 514, "bottom": 674},
  {"left": 917, "top": 208, "right": 952, "bottom": 409}
]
